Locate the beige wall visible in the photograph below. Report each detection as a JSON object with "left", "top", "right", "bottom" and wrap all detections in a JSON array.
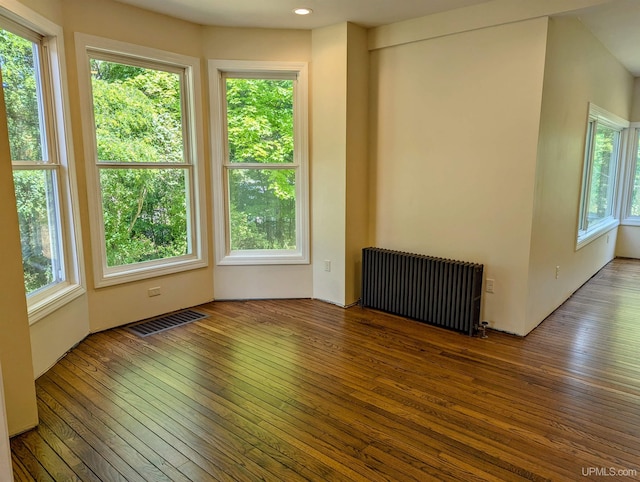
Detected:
[
  {"left": 616, "top": 226, "right": 640, "bottom": 257},
  {"left": 369, "top": 0, "right": 613, "bottom": 51},
  {"left": 344, "top": 23, "right": 370, "bottom": 303},
  {"left": 527, "top": 17, "right": 634, "bottom": 334},
  {"left": 369, "top": 18, "right": 548, "bottom": 334},
  {"left": 0, "top": 69, "right": 38, "bottom": 436},
  {"left": 311, "top": 23, "right": 369, "bottom": 306},
  {"left": 201, "top": 26, "right": 310, "bottom": 62},
  {"left": 311, "top": 23, "right": 348, "bottom": 305},
  {"left": 631, "top": 77, "right": 640, "bottom": 122}
]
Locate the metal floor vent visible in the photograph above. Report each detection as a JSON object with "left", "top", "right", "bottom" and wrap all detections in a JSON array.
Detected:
[{"left": 126, "top": 309, "right": 208, "bottom": 337}]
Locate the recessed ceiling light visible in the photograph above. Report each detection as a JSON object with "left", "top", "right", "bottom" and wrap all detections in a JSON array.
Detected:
[{"left": 293, "top": 7, "right": 313, "bottom": 16}]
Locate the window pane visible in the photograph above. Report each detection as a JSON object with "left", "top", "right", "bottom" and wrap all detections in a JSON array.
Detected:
[
  {"left": 588, "top": 124, "right": 617, "bottom": 225},
  {"left": 100, "top": 168, "right": 189, "bottom": 266},
  {"left": 0, "top": 28, "right": 45, "bottom": 161},
  {"left": 226, "top": 78, "right": 294, "bottom": 164},
  {"left": 90, "top": 59, "right": 184, "bottom": 163},
  {"left": 632, "top": 135, "right": 640, "bottom": 217},
  {"left": 13, "top": 169, "right": 63, "bottom": 294},
  {"left": 228, "top": 168, "right": 296, "bottom": 250}
]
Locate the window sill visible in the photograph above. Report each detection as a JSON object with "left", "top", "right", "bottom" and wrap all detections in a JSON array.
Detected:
[
  {"left": 576, "top": 218, "right": 619, "bottom": 250},
  {"left": 96, "top": 256, "right": 208, "bottom": 288},
  {"left": 28, "top": 282, "right": 86, "bottom": 326},
  {"left": 217, "top": 250, "right": 309, "bottom": 266},
  {"left": 620, "top": 217, "right": 640, "bottom": 227}
]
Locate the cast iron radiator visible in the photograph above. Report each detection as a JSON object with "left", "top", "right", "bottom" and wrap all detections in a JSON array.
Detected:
[{"left": 361, "top": 247, "right": 483, "bottom": 336}]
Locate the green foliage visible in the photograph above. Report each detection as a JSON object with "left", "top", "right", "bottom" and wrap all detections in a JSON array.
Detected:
[
  {"left": 90, "top": 59, "right": 188, "bottom": 266},
  {"left": 0, "top": 28, "right": 43, "bottom": 161},
  {"left": 228, "top": 169, "right": 296, "bottom": 250},
  {"left": 2, "top": 28, "right": 59, "bottom": 294},
  {"left": 226, "top": 78, "right": 294, "bottom": 164},
  {"left": 632, "top": 141, "right": 640, "bottom": 217},
  {"left": 588, "top": 125, "right": 616, "bottom": 222},
  {"left": 225, "top": 78, "right": 297, "bottom": 250},
  {"left": 13, "top": 170, "right": 57, "bottom": 293}
]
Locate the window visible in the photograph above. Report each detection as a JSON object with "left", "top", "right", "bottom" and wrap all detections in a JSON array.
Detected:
[
  {"left": 209, "top": 60, "right": 309, "bottom": 265},
  {"left": 76, "top": 35, "right": 206, "bottom": 286},
  {"left": 630, "top": 130, "right": 640, "bottom": 217},
  {"left": 621, "top": 124, "right": 640, "bottom": 224},
  {"left": 0, "top": 10, "right": 83, "bottom": 322},
  {"left": 577, "top": 104, "right": 628, "bottom": 247}
]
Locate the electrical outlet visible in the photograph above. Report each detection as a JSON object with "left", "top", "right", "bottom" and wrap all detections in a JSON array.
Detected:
[
  {"left": 324, "top": 260, "right": 331, "bottom": 272},
  {"left": 148, "top": 286, "right": 161, "bottom": 297},
  {"left": 486, "top": 279, "right": 494, "bottom": 293},
  {"left": 555, "top": 266, "right": 560, "bottom": 279}
]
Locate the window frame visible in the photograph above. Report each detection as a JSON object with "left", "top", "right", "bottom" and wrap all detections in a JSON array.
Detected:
[
  {"left": 576, "top": 103, "right": 629, "bottom": 249},
  {"left": 620, "top": 122, "right": 640, "bottom": 226},
  {"left": 75, "top": 33, "right": 207, "bottom": 287},
  {"left": 208, "top": 60, "right": 309, "bottom": 266},
  {"left": 1, "top": 2, "right": 84, "bottom": 324}
]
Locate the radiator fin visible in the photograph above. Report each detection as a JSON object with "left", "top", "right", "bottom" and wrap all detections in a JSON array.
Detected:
[{"left": 361, "top": 248, "right": 483, "bottom": 336}]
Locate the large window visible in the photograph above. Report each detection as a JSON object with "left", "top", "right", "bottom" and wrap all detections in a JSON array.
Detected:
[
  {"left": 76, "top": 35, "right": 206, "bottom": 286},
  {"left": 577, "top": 104, "right": 628, "bottom": 247},
  {"left": 1, "top": 10, "right": 83, "bottom": 322},
  {"left": 622, "top": 125, "right": 640, "bottom": 223},
  {"left": 209, "top": 61, "right": 309, "bottom": 265}
]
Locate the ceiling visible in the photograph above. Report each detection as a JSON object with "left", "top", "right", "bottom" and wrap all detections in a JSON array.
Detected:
[
  {"left": 111, "top": 0, "right": 494, "bottom": 30},
  {"left": 578, "top": 0, "right": 640, "bottom": 76},
  {"left": 113, "top": 0, "right": 640, "bottom": 76}
]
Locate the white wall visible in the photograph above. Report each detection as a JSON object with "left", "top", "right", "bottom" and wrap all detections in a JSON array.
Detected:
[
  {"left": 369, "top": 18, "right": 549, "bottom": 335},
  {"left": 526, "top": 16, "right": 634, "bottom": 334}
]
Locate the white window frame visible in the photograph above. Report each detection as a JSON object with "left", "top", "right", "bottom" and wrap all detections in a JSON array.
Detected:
[
  {"left": 576, "top": 103, "right": 628, "bottom": 249},
  {"left": 75, "top": 34, "right": 207, "bottom": 287},
  {"left": 209, "top": 60, "right": 309, "bottom": 266},
  {"left": 1, "top": 1, "right": 84, "bottom": 324},
  {"left": 620, "top": 122, "right": 640, "bottom": 226}
]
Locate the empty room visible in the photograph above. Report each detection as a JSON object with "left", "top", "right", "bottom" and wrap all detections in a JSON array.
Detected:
[{"left": 1, "top": 0, "right": 640, "bottom": 479}]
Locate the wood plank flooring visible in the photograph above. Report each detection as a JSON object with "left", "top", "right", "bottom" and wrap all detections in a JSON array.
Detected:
[{"left": 10, "top": 258, "right": 640, "bottom": 481}]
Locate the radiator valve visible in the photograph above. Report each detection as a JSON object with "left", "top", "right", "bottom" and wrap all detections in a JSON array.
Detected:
[{"left": 478, "top": 321, "right": 489, "bottom": 339}]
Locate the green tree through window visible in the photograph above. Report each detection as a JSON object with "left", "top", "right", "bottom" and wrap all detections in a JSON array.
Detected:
[
  {"left": 89, "top": 58, "right": 190, "bottom": 267},
  {"left": 224, "top": 77, "right": 297, "bottom": 251},
  {"left": 1, "top": 27, "right": 64, "bottom": 294}
]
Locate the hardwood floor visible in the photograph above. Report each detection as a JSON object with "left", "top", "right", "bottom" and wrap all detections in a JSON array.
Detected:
[{"left": 10, "top": 258, "right": 640, "bottom": 481}]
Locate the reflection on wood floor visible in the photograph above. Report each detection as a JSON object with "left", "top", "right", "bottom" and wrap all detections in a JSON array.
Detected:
[{"left": 11, "top": 258, "right": 640, "bottom": 481}]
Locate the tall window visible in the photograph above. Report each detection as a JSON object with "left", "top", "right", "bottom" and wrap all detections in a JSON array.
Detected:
[
  {"left": 624, "top": 127, "right": 640, "bottom": 220},
  {"left": 1, "top": 13, "right": 82, "bottom": 321},
  {"left": 209, "top": 61, "right": 309, "bottom": 265},
  {"left": 577, "top": 104, "right": 627, "bottom": 247},
  {"left": 76, "top": 35, "right": 206, "bottom": 286}
]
